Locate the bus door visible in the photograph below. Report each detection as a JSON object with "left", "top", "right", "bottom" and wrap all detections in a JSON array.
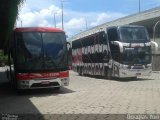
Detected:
[{"left": 107, "top": 27, "right": 121, "bottom": 77}]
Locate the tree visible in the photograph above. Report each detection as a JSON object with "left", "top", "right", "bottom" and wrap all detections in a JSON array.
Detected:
[
  {"left": 0, "top": 50, "right": 8, "bottom": 66},
  {"left": 0, "top": 0, "right": 25, "bottom": 50}
]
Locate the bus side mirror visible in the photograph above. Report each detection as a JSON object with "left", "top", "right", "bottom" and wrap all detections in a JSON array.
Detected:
[
  {"left": 113, "top": 41, "right": 123, "bottom": 53},
  {"left": 151, "top": 41, "right": 158, "bottom": 54},
  {"left": 66, "top": 42, "right": 72, "bottom": 59},
  {"left": 66, "top": 42, "right": 72, "bottom": 69},
  {"left": 66, "top": 42, "right": 71, "bottom": 51}
]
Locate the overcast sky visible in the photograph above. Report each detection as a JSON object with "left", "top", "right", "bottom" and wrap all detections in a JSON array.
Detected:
[{"left": 17, "top": 0, "right": 160, "bottom": 38}]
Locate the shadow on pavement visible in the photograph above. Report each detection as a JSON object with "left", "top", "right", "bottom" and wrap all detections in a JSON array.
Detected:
[
  {"left": 0, "top": 69, "right": 75, "bottom": 119},
  {"left": 0, "top": 81, "right": 42, "bottom": 119},
  {"left": 0, "top": 82, "right": 75, "bottom": 119},
  {"left": 111, "top": 77, "right": 154, "bottom": 82},
  {"left": 0, "top": 82, "right": 75, "bottom": 97},
  {"left": 16, "top": 87, "right": 75, "bottom": 97},
  {"left": 78, "top": 74, "right": 154, "bottom": 82}
]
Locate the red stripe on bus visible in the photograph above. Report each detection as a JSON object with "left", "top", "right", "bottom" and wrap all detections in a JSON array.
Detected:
[
  {"left": 16, "top": 71, "right": 69, "bottom": 80},
  {"left": 15, "top": 27, "right": 64, "bottom": 33},
  {"left": 60, "top": 71, "right": 69, "bottom": 78}
]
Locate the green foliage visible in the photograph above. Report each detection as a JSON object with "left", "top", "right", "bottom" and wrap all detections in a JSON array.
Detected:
[
  {"left": 0, "top": 0, "right": 25, "bottom": 49},
  {"left": 0, "top": 50, "right": 8, "bottom": 66}
]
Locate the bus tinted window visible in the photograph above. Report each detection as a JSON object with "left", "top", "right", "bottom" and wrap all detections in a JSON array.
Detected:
[
  {"left": 16, "top": 32, "right": 67, "bottom": 71},
  {"left": 119, "top": 27, "right": 149, "bottom": 41},
  {"left": 107, "top": 28, "right": 118, "bottom": 41}
]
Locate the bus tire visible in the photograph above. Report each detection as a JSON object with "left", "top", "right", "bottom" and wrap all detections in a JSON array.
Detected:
[
  {"left": 105, "top": 67, "right": 112, "bottom": 79},
  {"left": 79, "top": 67, "right": 83, "bottom": 76},
  {"left": 9, "top": 71, "right": 17, "bottom": 90},
  {"left": 131, "top": 77, "right": 137, "bottom": 80},
  {"left": 54, "top": 87, "right": 61, "bottom": 90},
  {"left": 16, "top": 89, "right": 25, "bottom": 95},
  {"left": 107, "top": 69, "right": 112, "bottom": 79},
  {"left": 6, "top": 69, "right": 9, "bottom": 80}
]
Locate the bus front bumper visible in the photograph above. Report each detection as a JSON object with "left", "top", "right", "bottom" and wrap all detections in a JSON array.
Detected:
[
  {"left": 17, "top": 77, "right": 69, "bottom": 89},
  {"left": 119, "top": 68, "right": 152, "bottom": 78}
]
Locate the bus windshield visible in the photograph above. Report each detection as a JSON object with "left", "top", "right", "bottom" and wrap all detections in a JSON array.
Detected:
[
  {"left": 16, "top": 32, "right": 67, "bottom": 71},
  {"left": 122, "top": 47, "right": 151, "bottom": 65},
  {"left": 119, "top": 27, "right": 149, "bottom": 41}
]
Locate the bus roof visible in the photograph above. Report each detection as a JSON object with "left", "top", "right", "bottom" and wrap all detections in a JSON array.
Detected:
[
  {"left": 118, "top": 25, "right": 145, "bottom": 28},
  {"left": 14, "top": 27, "right": 64, "bottom": 33}
]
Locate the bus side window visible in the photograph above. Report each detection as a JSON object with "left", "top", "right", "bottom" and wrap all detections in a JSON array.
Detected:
[
  {"left": 98, "top": 31, "right": 106, "bottom": 44},
  {"left": 107, "top": 28, "right": 118, "bottom": 42}
]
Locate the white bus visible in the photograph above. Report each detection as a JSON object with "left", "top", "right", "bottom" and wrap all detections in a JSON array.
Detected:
[{"left": 71, "top": 25, "right": 158, "bottom": 79}]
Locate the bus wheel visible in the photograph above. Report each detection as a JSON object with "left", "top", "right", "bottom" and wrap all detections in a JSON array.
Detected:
[
  {"left": 6, "top": 69, "right": 9, "bottom": 80},
  {"left": 16, "top": 89, "right": 25, "bottom": 95},
  {"left": 105, "top": 68, "right": 112, "bottom": 79},
  {"left": 107, "top": 69, "right": 112, "bottom": 79},
  {"left": 79, "top": 67, "right": 83, "bottom": 76},
  {"left": 130, "top": 77, "right": 137, "bottom": 80},
  {"left": 54, "top": 87, "right": 61, "bottom": 90},
  {"left": 9, "top": 72, "right": 17, "bottom": 90}
]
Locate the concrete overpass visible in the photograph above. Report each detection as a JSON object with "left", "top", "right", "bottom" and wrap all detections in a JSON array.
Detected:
[
  {"left": 72, "top": 7, "right": 160, "bottom": 40},
  {"left": 70, "top": 7, "right": 160, "bottom": 70}
]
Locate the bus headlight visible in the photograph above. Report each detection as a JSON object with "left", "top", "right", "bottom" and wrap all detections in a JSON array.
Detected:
[
  {"left": 146, "top": 64, "right": 152, "bottom": 69},
  {"left": 61, "top": 78, "right": 68, "bottom": 85},
  {"left": 120, "top": 64, "right": 129, "bottom": 69},
  {"left": 20, "top": 81, "right": 29, "bottom": 85}
]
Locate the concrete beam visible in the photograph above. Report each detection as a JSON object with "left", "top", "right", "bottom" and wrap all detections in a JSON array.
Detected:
[{"left": 70, "top": 7, "right": 160, "bottom": 41}]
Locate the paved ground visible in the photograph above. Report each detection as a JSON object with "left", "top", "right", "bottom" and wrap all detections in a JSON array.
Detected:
[{"left": 0, "top": 69, "right": 160, "bottom": 119}]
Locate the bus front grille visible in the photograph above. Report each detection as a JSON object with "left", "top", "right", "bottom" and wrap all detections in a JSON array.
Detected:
[
  {"left": 31, "top": 82, "right": 60, "bottom": 88},
  {"left": 132, "top": 66, "right": 144, "bottom": 69}
]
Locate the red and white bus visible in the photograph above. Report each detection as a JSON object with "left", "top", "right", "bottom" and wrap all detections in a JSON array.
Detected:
[{"left": 7, "top": 27, "right": 70, "bottom": 90}]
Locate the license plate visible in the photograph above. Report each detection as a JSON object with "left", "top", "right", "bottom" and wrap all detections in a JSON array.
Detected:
[
  {"left": 136, "top": 73, "right": 141, "bottom": 75},
  {"left": 41, "top": 81, "right": 50, "bottom": 84}
]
